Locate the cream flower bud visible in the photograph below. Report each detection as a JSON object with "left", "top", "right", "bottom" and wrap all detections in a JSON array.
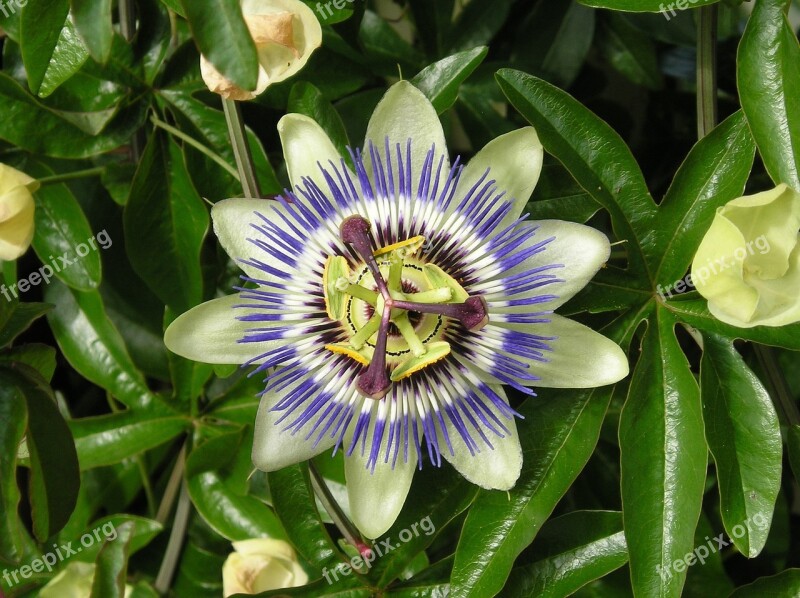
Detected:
[
  {"left": 200, "top": 0, "right": 322, "bottom": 100},
  {"left": 39, "top": 562, "right": 133, "bottom": 598},
  {"left": 0, "top": 163, "right": 38, "bottom": 261},
  {"left": 222, "top": 538, "right": 308, "bottom": 596},
  {"left": 691, "top": 183, "right": 800, "bottom": 328}
]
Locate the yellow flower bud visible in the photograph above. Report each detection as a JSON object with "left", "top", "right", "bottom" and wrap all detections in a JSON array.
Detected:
[
  {"left": 222, "top": 538, "right": 308, "bottom": 596},
  {"left": 691, "top": 183, "right": 800, "bottom": 328},
  {"left": 201, "top": 0, "right": 322, "bottom": 100},
  {"left": 0, "top": 163, "right": 38, "bottom": 261}
]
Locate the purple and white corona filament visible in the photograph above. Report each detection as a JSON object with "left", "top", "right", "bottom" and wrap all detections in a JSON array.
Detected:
[{"left": 165, "top": 82, "right": 629, "bottom": 538}]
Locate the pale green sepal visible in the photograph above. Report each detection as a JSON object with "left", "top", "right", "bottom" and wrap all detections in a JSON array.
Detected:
[
  {"left": 211, "top": 198, "right": 275, "bottom": 280},
  {"left": 455, "top": 127, "right": 543, "bottom": 229},
  {"left": 164, "top": 294, "right": 276, "bottom": 365},
  {"left": 506, "top": 315, "right": 629, "bottom": 388},
  {"left": 252, "top": 383, "right": 339, "bottom": 472},
  {"left": 278, "top": 113, "right": 348, "bottom": 190},
  {"left": 345, "top": 401, "right": 417, "bottom": 539},
  {"left": 437, "top": 384, "right": 522, "bottom": 491},
  {"left": 364, "top": 81, "right": 448, "bottom": 199}
]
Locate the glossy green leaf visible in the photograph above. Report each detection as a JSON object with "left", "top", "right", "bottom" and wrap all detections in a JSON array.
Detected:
[
  {"left": 180, "top": 0, "right": 259, "bottom": 91},
  {"left": 70, "top": 409, "right": 189, "bottom": 470},
  {"left": 654, "top": 111, "right": 755, "bottom": 286},
  {"left": 268, "top": 464, "right": 340, "bottom": 573},
  {"left": 738, "top": 0, "right": 800, "bottom": 190},
  {"left": 407, "top": 0, "right": 454, "bottom": 57},
  {"left": 728, "top": 569, "right": 800, "bottom": 597},
  {"left": 19, "top": 0, "right": 70, "bottom": 94},
  {"left": 256, "top": 577, "right": 372, "bottom": 597},
  {"left": 0, "top": 370, "right": 28, "bottom": 562},
  {"left": 124, "top": 132, "right": 209, "bottom": 314},
  {"left": 300, "top": 0, "right": 353, "bottom": 24},
  {"left": 0, "top": 73, "right": 147, "bottom": 159},
  {"left": 411, "top": 47, "right": 488, "bottom": 114},
  {"left": 497, "top": 68, "right": 657, "bottom": 282},
  {"left": 368, "top": 462, "right": 479, "bottom": 586},
  {"left": 30, "top": 169, "right": 103, "bottom": 292},
  {"left": 0, "top": 302, "right": 51, "bottom": 348},
  {"left": 91, "top": 521, "right": 135, "bottom": 598},
  {"left": 598, "top": 13, "right": 663, "bottom": 90},
  {"left": 579, "top": 0, "right": 719, "bottom": 11},
  {"left": 186, "top": 431, "right": 284, "bottom": 541},
  {"left": 513, "top": 1, "right": 595, "bottom": 88},
  {"left": 504, "top": 511, "right": 628, "bottom": 598},
  {"left": 700, "top": 333, "right": 781, "bottom": 557},
  {"left": 619, "top": 306, "right": 706, "bottom": 598},
  {"left": 789, "top": 425, "right": 800, "bottom": 485},
  {"left": 70, "top": 0, "right": 113, "bottom": 62},
  {"left": 0, "top": 344, "right": 57, "bottom": 382},
  {"left": 358, "top": 11, "right": 425, "bottom": 73},
  {"left": 44, "top": 283, "right": 158, "bottom": 410},
  {"left": 665, "top": 296, "right": 800, "bottom": 351},
  {"left": 451, "top": 385, "right": 615, "bottom": 597},
  {"left": 72, "top": 515, "right": 163, "bottom": 563},
  {"left": 288, "top": 81, "right": 350, "bottom": 158},
  {"left": 38, "top": 16, "right": 90, "bottom": 98},
  {"left": 22, "top": 367, "right": 80, "bottom": 541}
]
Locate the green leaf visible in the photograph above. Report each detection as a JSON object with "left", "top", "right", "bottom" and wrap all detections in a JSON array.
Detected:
[
  {"left": 0, "top": 344, "right": 57, "bottom": 382},
  {"left": 368, "top": 462, "right": 478, "bottom": 587},
  {"left": 180, "top": 0, "right": 259, "bottom": 92},
  {"left": 578, "top": 0, "right": 720, "bottom": 11},
  {"left": 597, "top": 12, "right": 663, "bottom": 90},
  {"left": 728, "top": 569, "right": 800, "bottom": 597},
  {"left": 449, "top": 0, "right": 513, "bottom": 53},
  {"left": 70, "top": 409, "right": 189, "bottom": 470},
  {"left": 503, "top": 511, "right": 628, "bottom": 598},
  {"left": 665, "top": 296, "right": 800, "bottom": 351},
  {"left": 72, "top": 515, "right": 163, "bottom": 563},
  {"left": 512, "top": 1, "right": 595, "bottom": 88},
  {"left": 407, "top": 0, "right": 454, "bottom": 57},
  {"left": 699, "top": 333, "right": 781, "bottom": 557},
  {"left": 496, "top": 68, "right": 657, "bottom": 282},
  {"left": 22, "top": 367, "right": 80, "bottom": 541},
  {"left": 29, "top": 167, "right": 103, "bottom": 292},
  {"left": 300, "top": 0, "right": 353, "bottom": 24},
  {"left": 38, "top": 16, "right": 90, "bottom": 98},
  {"left": 358, "top": 11, "right": 425, "bottom": 74},
  {"left": 288, "top": 81, "right": 350, "bottom": 158},
  {"left": 0, "top": 370, "right": 28, "bottom": 561},
  {"left": 410, "top": 47, "right": 488, "bottom": 114},
  {"left": 619, "top": 306, "right": 707, "bottom": 598},
  {"left": 451, "top": 385, "right": 615, "bottom": 597},
  {"left": 124, "top": 132, "right": 209, "bottom": 314},
  {"left": 91, "top": 521, "right": 135, "bottom": 598},
  {"left": 186, "top": 430, "right": 284, "bottom": 541},
  {"left": 0, "top": 302, "right": 51, "bottom": 348},
  {"left": 654, "top": 111, "right": 755, "bottom": 287},
  {"left": 44, "top": 283, "right": 158, "bottom": 410},
  {"left": 789, "top": 425, "right": 800, "bottom": 485},
  {"left": 19, "top": 0, "right": 70, "bottom": 94},
  {"left": 70, "top": 0, "right": 113, "bottom": 63},
  {"left": 268, "top": 464, "right": 341, "bottom": 574},
  {"left": 738, "top": 0, "right": 800, "bottom": 190},
  {"left": 0, "top": 73, "right": 147, "bottom": 159}
]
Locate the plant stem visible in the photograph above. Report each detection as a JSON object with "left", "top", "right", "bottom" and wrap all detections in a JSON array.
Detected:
[
  {"left": 37, "top": 167, "right": 105, "bottom": 186},
  {"left": 222, "top": 98, "right": 262, "bottom": 198},
  {"left": 154, "top": 477, "right": 192, "bottom": 593},
  {"left": 156, "top": 444, "right": 187, "bottom": 525},
  {"left": 308, "top": 461, "right": 370, "bottom": 552},
  {"left": 696, "top": 4, "right": 719, "bottom": 139},
  {"left": 150, "top": 115, "right": 241, "bottom": 181}
]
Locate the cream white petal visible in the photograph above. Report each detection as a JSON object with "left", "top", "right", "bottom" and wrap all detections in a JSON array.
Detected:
[
  {"left": 211, "top": 198, "right": 278, "bottom": 279},
  {"left": 278, "top": 114, "right": 349, "bottom": 191}
]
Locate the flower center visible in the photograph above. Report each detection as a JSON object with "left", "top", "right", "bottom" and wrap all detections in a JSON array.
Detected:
[{"left": 323, "top": 215, "right": 489, "bottom": 400}]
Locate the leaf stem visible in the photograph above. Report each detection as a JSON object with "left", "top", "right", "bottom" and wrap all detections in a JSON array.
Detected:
[
  {"left": 696, "top": 4, "right": 719, "bottom": 139},
  {"left": 37, "top": 167, "right": 106, "bottom": 186},
  {"left": 222, "top": 98, "right": 262, "bottom": 198},
  {"left": 154, "top": 470, "right": 192, "bottom": 593},
  {"left": 308, "top": 461, "right": 370, "bottom": 552},
  {"left": 150, "top": 114, "right": 241, "bottom": 180}
]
